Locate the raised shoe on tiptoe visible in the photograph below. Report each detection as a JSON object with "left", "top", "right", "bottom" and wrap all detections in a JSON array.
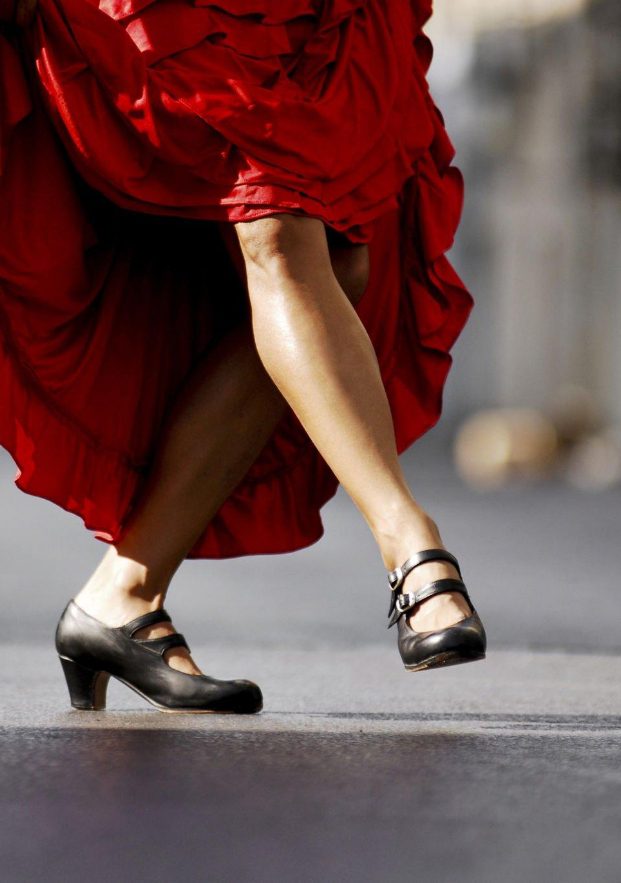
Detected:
[{"left": 386, "top": 548, "right": 487, "bottom": 672}]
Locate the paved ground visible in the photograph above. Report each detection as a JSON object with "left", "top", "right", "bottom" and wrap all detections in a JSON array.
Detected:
[
  {"left": 2, "top": 645, "right": 621, "bottom": 883},
  {"left": 1, "top": 430, "right": 621, "bottom": 882}
]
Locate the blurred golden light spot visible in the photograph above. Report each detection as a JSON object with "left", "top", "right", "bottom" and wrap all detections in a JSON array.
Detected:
[
  {"left": 562, "top": 431, "right": 621, "bottom": 491},
  {"left": 453, "top": 407, "right": 559, "bottom": 490}
]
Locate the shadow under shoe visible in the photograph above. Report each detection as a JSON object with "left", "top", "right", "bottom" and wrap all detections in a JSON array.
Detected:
[
  {"left": 387, "top": 548, "right": 487, "bottom": 672},
  {"left": 55, "top": 600, "right": 263, "bottom": 713}
]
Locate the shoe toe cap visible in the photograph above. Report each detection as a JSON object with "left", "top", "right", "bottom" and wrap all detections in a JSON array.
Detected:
[
  {"left": 399, "top": 613, "right": 487, "bottom": 668},
  {"left": 220, "top": 679, "right": 263, "bottom": 714}
]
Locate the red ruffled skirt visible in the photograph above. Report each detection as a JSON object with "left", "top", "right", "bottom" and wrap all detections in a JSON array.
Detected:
[{"left": 0, "top": 0, "right": 473, "bottom": 558}]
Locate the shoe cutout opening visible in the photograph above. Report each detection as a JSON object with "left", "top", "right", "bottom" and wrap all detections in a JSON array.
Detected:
[{"left": 133, "top": 621, "right": 204, "bottom": 676}]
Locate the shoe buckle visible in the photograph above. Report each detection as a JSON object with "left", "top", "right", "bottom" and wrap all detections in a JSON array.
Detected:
[
  {"left": 387, "top": 566, "right": 404, "bottom": 591},
  {"left": 387, "top": 592, "right": 413, "bottom": 628},
  {"left": 395, "top": 593, "right": 413, "bottom": 616}
]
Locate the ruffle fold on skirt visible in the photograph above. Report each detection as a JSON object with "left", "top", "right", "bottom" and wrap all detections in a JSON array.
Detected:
[{"left": 0, "top": 0, "right": 474, "bottom": 559}]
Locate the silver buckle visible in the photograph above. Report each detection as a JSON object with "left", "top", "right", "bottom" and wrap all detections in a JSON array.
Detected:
[
  {"left": 388, "top": 565, "right": 404, "bottom": 590},
  {"left": 395, "top": 593, "right": 413, "bottom": 616}
]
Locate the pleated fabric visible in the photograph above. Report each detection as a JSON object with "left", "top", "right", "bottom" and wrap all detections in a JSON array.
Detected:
[{"left": 0, "top": 0, "right": 474, "bottom": 558}]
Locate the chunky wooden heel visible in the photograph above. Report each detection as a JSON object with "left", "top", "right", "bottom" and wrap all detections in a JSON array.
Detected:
[{"left": 58, "top": 656, "right": 110, "bottom": 710}]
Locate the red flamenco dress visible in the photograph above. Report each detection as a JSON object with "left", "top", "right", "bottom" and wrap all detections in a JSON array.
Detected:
[{"left": 0, "top": 0, "right": 473, "bottom": 558}]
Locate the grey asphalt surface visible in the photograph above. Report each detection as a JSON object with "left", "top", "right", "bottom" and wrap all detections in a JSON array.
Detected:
[{"left": 1, "top": 429, "right": 621, "bottom": 882}]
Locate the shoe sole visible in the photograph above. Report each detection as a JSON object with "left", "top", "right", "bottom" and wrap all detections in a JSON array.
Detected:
[
  {"left": 404, "top": 651, "right": 486, "bottom": 673},
  {"left": 113, "top": 674, "right": 263, "bottom": 714}
]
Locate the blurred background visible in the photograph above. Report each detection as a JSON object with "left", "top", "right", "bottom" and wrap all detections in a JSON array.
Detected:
[
  {"left": 427, "top": 0, "right": 621, "bottom": 492},
  {"left": 1, "top": 0, "right": 620, "bottom": 654}
]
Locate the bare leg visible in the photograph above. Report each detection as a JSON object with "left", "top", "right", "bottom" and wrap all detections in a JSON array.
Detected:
[
  {"left": 74, "top": 235, "right": 369, "bottom": 674},
  {"left": 233, "top": 214, "right": 471, "bottom": 632},
  {"left": 73, "top": 323, "right": 285, "bottom": 672}
]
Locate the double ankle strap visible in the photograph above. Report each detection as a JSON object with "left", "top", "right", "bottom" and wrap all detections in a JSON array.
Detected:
[
  {"left": 386, "top": 548, "right": 471, "bottom": 629},
  {"left": 119, "top": 607, "right": 191, "bottom": 657}
]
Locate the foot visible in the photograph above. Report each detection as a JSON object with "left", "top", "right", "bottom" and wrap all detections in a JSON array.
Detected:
[
  {"left": 74, "top": 589, "right": 204, "bottom": 676},
  {"left": 381, "top": 516, "right": 472, "bottom": 633},
  {"left": 401, "top": 556, "right": 471, "bottom": 633},
  {"left": 73, "top": 560, "right": 204, "bottom": 676},
  {"left": 132, "top": 619, "right": 204, "bottom": 676}
]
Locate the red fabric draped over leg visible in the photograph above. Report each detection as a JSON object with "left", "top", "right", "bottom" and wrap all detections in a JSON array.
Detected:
[{"left": 0, "top": 0, "right": 473, "bottom": 558}]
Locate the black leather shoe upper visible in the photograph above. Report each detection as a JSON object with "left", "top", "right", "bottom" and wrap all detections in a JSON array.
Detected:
[
  {"left": 396, "top": 608, "right": 487, "bottom": 669},
  {"left": 56, "top": 600, "right": 262, "bottom": 713}
]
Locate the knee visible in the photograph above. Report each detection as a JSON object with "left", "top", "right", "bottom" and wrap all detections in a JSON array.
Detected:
[
  {"left": 234, "top": 214, "right": 318, "bottom": 273},
  {"left": 330, "top": 244, "right": 370, "bottom": 306},
  {"left": 233, "top": 214, "right": 370, "bottom": 305}
]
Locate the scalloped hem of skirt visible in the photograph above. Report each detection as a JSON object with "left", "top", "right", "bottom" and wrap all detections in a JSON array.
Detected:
[{"left": 0, "top": 294, "right": 464, "bottom": 560}]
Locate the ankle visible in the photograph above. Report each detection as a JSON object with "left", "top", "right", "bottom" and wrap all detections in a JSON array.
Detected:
[
  {"left": 109, "top": 565, "right": 167, "bottom": 607},
  {"left": 76, "top": 557, "right": 170, "bottom": 613},
  {"left": 371, "top": 507, "right": 445, "bottom": 572}
]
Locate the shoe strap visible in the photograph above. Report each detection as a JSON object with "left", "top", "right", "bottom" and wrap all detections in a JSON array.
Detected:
[
  {"left": 387, "top": 578, "right": 471, "bottom": 629},
  {"left": 120, "top": 608, "right": 173, "bottom": 638},
  {"left": 387, "top": 548, "right": 462, "bottom": 591},
  {"left": 136, "top": 632, "right": 191, "bottom": 656}
]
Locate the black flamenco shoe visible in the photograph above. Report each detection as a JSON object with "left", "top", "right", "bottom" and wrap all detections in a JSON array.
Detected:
[
  {"left": 386, "top": 548, "right": 486, "bottom": 672},
  {"left": 55, "top": 600, "right": 263, "bottom": 714}
]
